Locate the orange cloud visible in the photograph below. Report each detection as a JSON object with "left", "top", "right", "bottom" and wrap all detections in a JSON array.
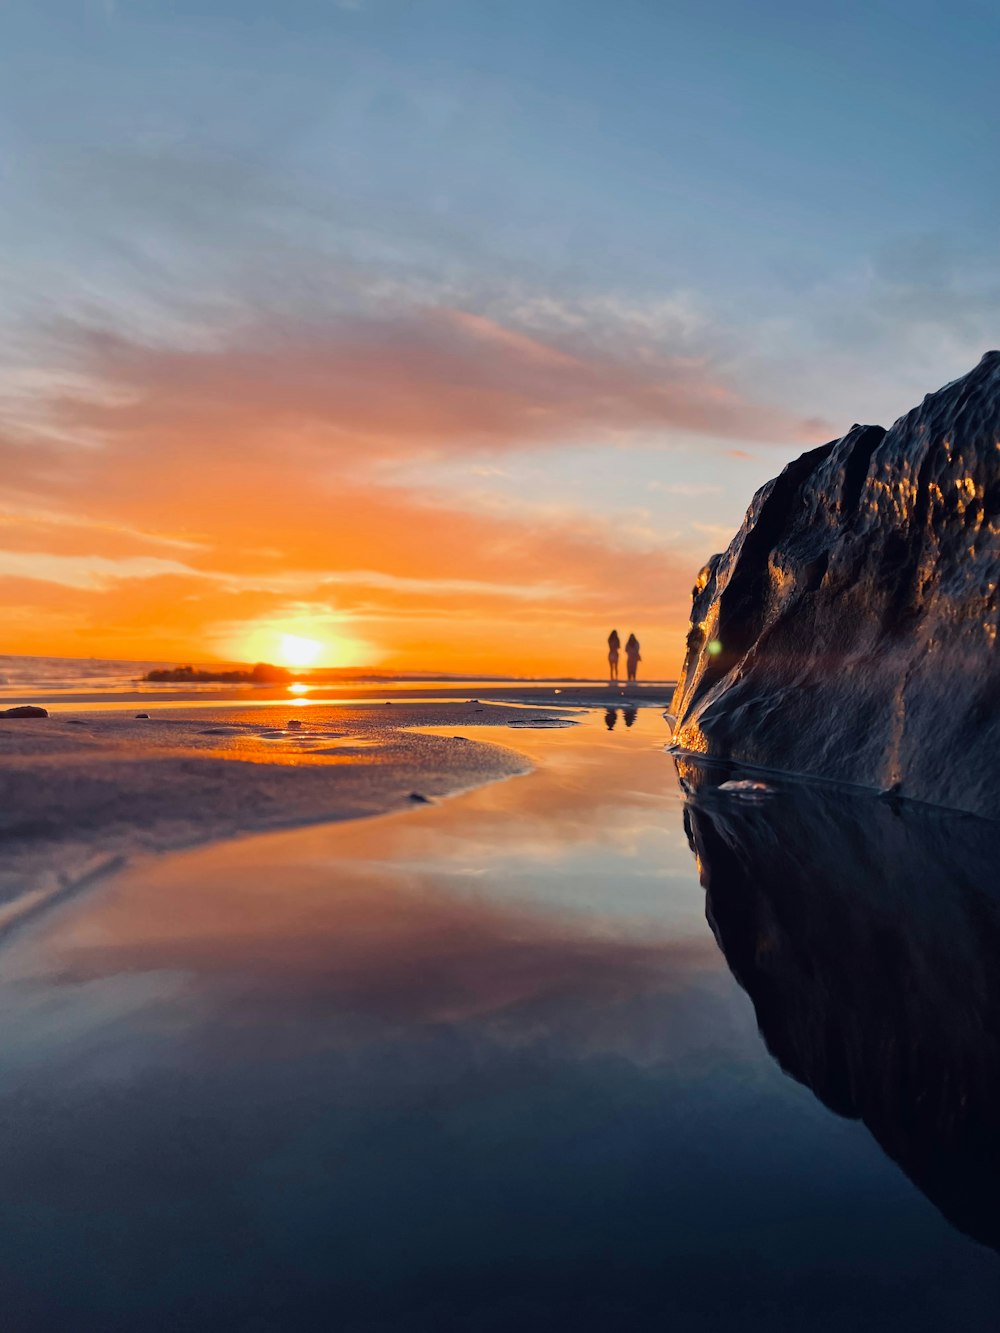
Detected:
[
  {"left": 29, "top": 305, "right": 825, "bottom": 456},
  {"left": 1, "top": 307, "right": 821, "bottom": 672}
]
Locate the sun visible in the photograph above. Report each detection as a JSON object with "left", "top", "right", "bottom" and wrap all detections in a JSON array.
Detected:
[
  {"left": 223, "top": 618, "right": 379, "bottom": 671},
  {"left": 279, "top": 634, "right": 324, "bottom": 668}
]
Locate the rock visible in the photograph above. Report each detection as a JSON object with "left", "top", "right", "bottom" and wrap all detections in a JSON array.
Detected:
[
  {"left": 286, "top": 718, "right": 303, "bottom": 729},
  {"left": 717, "top": 778, "right": 773, "bottom": 800},
  {"left": 135, "top": 713, "right": 150, "bottom": 719},
  {"left": 408, "top": 791, "right": 431, "bottom": 803},
  {"left": 507, "top": 717, "right": 577, "bottom": 729},
  {"left": 670, "top": 352, "right": 1000, "bottom": 819},
  {"left": 2, "top": 705, "right": 48, "bottom": 718}
]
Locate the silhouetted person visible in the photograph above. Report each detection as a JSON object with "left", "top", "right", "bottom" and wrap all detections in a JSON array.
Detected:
[
  {"left": 625, "top": 633, "right": 641, "bottom": 682},
  {"left": 604, "top": 707, "right": 617, "bottom": 730},
  {"left": 623, "top": 706, "right": 637, "bottom": 728},
  {"left": 607, "top": 629, "right": 620, "bottom": 682}
]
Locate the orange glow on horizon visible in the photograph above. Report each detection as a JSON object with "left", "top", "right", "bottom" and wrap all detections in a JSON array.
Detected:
[{"left": 0, "top": 310, "right": 706, "bottom": 679}]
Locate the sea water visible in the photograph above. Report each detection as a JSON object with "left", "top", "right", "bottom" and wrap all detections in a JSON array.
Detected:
[{"left": 0, "top": 709, "right": 997, "bottom": 1330}]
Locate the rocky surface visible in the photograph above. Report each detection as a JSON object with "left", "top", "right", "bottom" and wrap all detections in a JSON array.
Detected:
[
  {"left": 680, "top": 759, "right": 1000, "bottom": 1250},
  {"left": 670, "top": 352, "right": 1000, "bottom": 818},
  {"left": 144, "top": 662, "right": 292, "bottom": 684}
]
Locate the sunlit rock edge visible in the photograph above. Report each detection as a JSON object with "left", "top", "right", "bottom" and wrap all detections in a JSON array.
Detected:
[{"left": 670, "top": 351, "right": 1000, "bottom": 819}]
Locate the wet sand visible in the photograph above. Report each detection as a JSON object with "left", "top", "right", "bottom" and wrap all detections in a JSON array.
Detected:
[
  {"left": 0, "top": 700, "right": 557, "bottom": 930},
  {"left": 0, "top": 671, "right": 679, "bottom": 931},
  {"left": 0, "top": 673, "right": 677, "bottom": 710}
]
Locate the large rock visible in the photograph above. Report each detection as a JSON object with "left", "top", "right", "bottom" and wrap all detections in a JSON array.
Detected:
[{"left": 670, "top": 352, "right": 1000, "bottom": 818}]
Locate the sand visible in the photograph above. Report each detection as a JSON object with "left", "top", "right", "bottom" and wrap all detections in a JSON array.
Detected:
[
  {"left": 0, "top": 674, "right": 678, "bottom": 934},
  {"left": 0, "top": 700, "right": 577, "bottom": 932}
]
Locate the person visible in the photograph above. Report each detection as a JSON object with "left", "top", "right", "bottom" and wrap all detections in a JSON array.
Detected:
[
  {"left": 607, "top": 629, "right": 620, "bottom": 681},
  {"left": 625, "top": 633, "right": 641, "bottom": 682}
]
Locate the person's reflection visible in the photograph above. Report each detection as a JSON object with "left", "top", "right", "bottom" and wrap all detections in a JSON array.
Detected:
[
  {"left": 623, "top": 707, "right": 637, "bottom": 728},
  {"left": 604, "top": 707, "right": 618, "bottom": 730}
]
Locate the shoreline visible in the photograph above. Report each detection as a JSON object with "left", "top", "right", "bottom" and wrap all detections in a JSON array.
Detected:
[
  {"left": 0, "top": 681, "right": 678, "bottom": 709},
  {"left": 0, "top": 699, "right": 569, "bottom": 940}
]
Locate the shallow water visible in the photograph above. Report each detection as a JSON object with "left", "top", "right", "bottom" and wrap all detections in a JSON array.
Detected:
[{"left": 1, "top": 709, "right": 998, "bottom": 1330}]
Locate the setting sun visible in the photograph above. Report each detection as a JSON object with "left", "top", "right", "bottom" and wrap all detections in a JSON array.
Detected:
[
  {"left": 221, "top": 618, "right": 380, "bottom": 670},
  {"left": 279, "top": 634, "right": 323, "bottom": 668}
]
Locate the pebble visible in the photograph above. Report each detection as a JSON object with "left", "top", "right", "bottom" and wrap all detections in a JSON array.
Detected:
[{"left": 718, "top": 779, "right": 773, "bottom": 799}]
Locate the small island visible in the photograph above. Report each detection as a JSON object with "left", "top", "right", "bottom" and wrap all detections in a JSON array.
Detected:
[{"left": 143, "top": 662, "right": 293, "bottom": 685}]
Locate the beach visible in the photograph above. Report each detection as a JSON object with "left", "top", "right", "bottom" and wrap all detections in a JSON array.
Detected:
[
  {"left": 5, "top": 3, "right": 997, "bottom": 1325},
  {"left": 0, "top": 664, "right": 677, "bottom": 933},
  {"left": 2, "top": 702, "right": 998, "bottom": 1331}
]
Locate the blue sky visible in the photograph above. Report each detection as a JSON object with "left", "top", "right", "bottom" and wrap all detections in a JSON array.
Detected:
[{"left": 0, "top": 0, "right": 997, "bottom": 669}]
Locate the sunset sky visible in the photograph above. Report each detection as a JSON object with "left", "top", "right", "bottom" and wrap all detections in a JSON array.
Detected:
[{"left": 2, "top": 0, "right": 998, "bottom": 675}]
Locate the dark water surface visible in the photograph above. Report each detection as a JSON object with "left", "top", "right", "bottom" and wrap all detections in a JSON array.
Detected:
[{"left": 2, "top": 711, "right": 999, "bottom": 1330}]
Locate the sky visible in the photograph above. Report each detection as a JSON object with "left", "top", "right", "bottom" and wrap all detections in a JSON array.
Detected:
[{"left": 1, "top": 0, "right": 998, "bottom": 676}]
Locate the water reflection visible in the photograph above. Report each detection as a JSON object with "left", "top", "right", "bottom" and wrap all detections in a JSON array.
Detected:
[
  {"left": 0, "top": 718, "right": 998, "bottom": 1331},
  {"left": 680, "top": 757, "right": 1000, "bottom": 1251}
]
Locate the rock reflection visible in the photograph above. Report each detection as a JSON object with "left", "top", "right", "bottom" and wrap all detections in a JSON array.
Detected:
[{"left": 679, "top": 758, "right": 1000, "bottom": 1250}]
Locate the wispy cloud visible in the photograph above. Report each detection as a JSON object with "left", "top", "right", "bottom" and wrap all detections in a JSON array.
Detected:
[
  {"left": 0, "top": 550, "right": 201, "bottom": 591},
  {"left": 0, "top": 504, "right": 207, "bottom": 553},
  {"left": 11, "top": 305, "right": 827, "bottom": 469},
  {"left": 647, "top": 480, "right": 722, "bottom": 496}
]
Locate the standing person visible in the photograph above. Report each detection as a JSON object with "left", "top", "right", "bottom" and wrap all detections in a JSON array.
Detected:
[
  {"left": 607, "top": 630, "right": 620, "bottom": 682},
  {"left": 625, "top": 633, "right": 641, "bottom": 682}
]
